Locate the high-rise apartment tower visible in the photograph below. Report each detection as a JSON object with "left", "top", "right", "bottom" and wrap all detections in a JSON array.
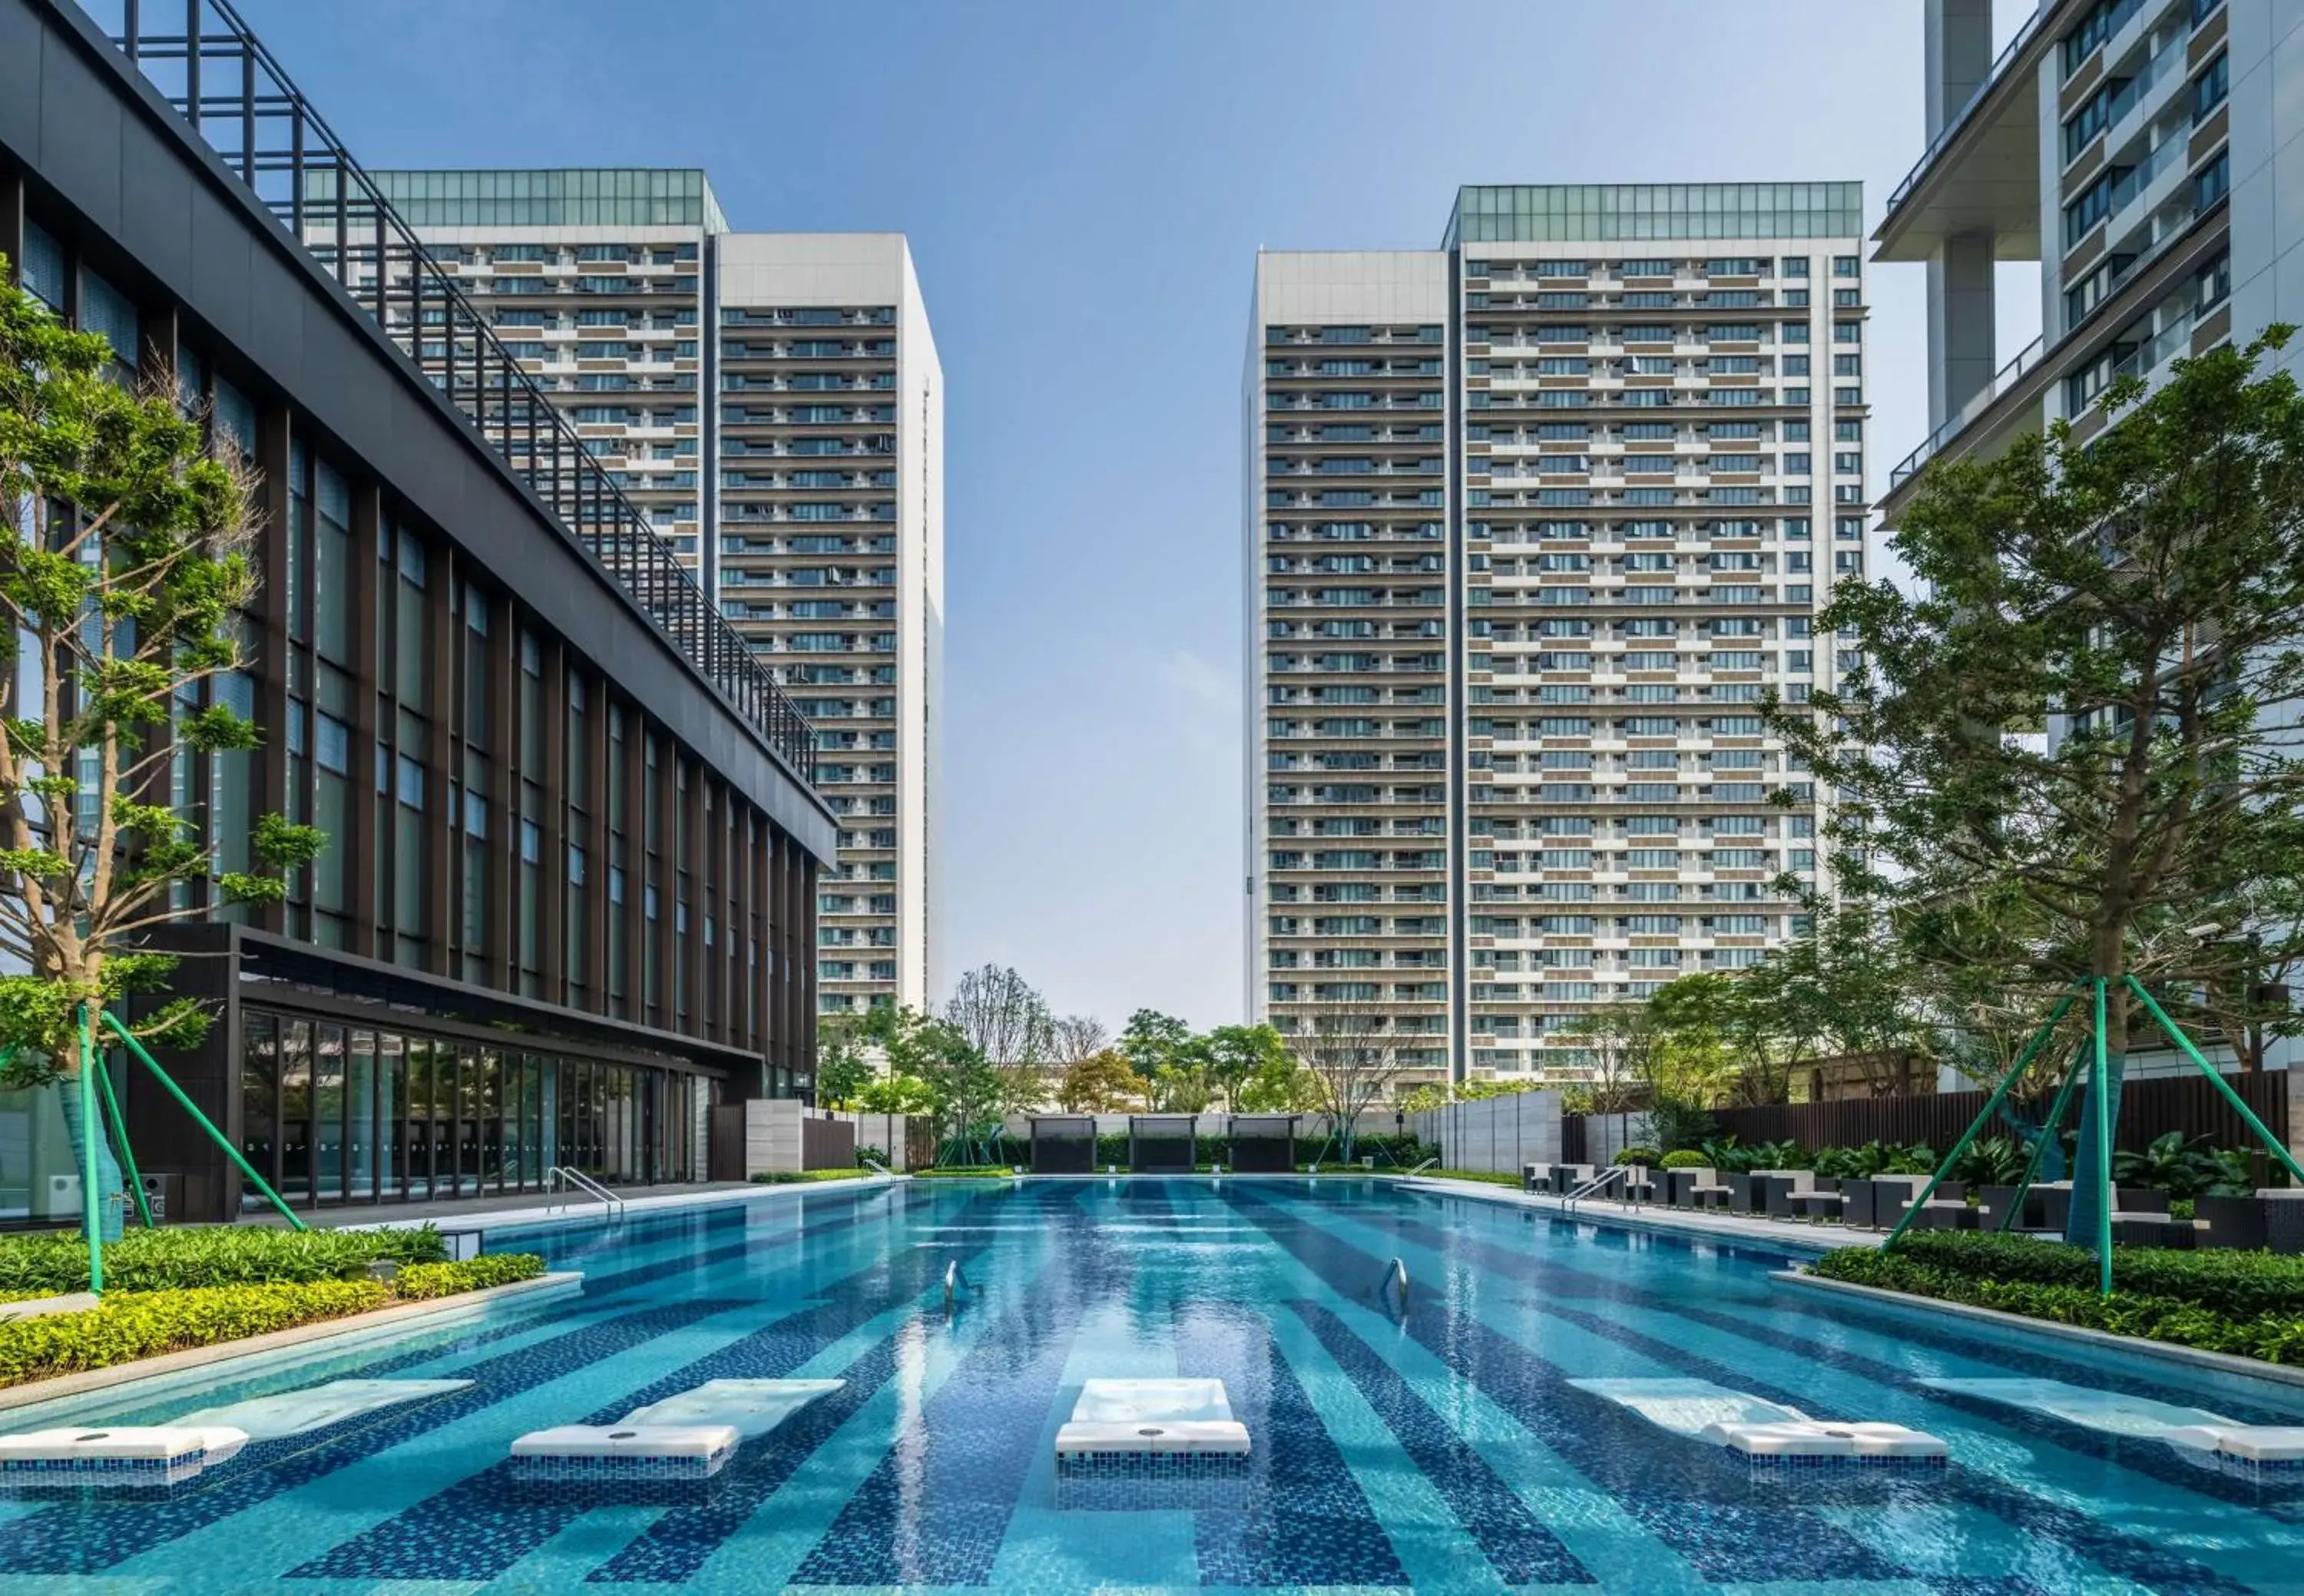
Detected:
[
  {"left": 359, "top": 174, "right": 942, "bottom": 1018},
  {"left": 1246, "top": 184, "right": 1867, "bottom": 1091}
]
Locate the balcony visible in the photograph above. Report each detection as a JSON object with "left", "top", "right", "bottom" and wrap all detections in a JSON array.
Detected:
[{"left": 1875, "top": 2, "right": 2061, "bottom": 263}]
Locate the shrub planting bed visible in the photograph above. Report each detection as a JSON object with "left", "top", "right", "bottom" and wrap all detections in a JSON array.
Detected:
[
  {"left": 0, "top": 1225, "right": 449, "bottom": 1297},
  {"left": 0, "top": 1254, "right": 548, "bottom": 1387},
  {"left": 750, "top": 1169, "right": 876, "bottom": 1185},
  {"left": 1811, "top": 1230, "right": 2304, "bottom": 1365}
]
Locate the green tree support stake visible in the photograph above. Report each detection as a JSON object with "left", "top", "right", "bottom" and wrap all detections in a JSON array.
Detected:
[
  {"left": 1882, "top": 987, "right": 2077, "bottom": 1251},
  {"left": 76, "top": 1005, "right": 103, "bottom": 1293},
  {"left": 99, "top": 1011, "right": 306, "bottom": 1231},
  {"left": 92, "top": 1042, "right": 156, "bottom": 1230},
  {"left": 1997, "top": 1038, "right": 2091, "bottom": 1234},
  {"left": 2123, "top": 975, "right": 2304, "bottom": 1186},
  {"left": 2091, "top": 977, "right": 2114, "bottom": 1296}
]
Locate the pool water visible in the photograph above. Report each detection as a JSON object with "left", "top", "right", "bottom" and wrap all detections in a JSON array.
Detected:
[{"left": 1, "top": 1177, "right": 2301, "bottom": 1593}]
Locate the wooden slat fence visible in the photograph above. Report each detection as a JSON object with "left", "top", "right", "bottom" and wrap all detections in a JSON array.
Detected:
[{"left": 1565, "top": 1070, "right": 2292, "bottom": 1159}]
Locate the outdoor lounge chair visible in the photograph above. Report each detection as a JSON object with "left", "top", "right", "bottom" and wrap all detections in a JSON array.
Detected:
[
  {"left": 511, "top": 1379, "right": 843, "bottom": 1482},
  {"left": 1789, "top": 1182, "right": 1846, "bottom": 1220},
  {"left": 1567, "top": 1377, "right": 1945, "bottom": 1467},
  {"left": 1550, "top": 1164, "right": 1597, "bottom": 1197},
  {"left": 2195, "top": 1194, "right": 2270, "bottom": 1250},
  {"left": 1664, "top": 1167, "right": 1712, "bottom": 1209},
  {"left": 2265, "top": 1192, "right": 2304, "bottom": 1256},
  {"left": 1758, "top": 1171, "right": 1816, "bottom": 1219}
]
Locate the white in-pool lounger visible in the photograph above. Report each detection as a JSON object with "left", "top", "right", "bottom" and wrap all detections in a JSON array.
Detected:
[
  {"left": 1916, "top": 1377, "right": 2230, "bottom": 1439},
  {"left": 1569, "top": 1377, "right": 1947, "bottom": 1467},
  {"left": 2162, "top": 1425, "right": 2304, "bottom": 1474},
  {"left": 1054, "top": 1379, "right": 1251, "bottom": 1462},
  {"left": 0, "top": 1377, "right": 473, "bottom": 1489},
  {"left": 0, "top": 1426, "right": 247, "bottom": 1487},
  {"left": 1918, "top": 1377, "right": 2304, "bottom": 1477},
  {"left": 510, "top": 1377, "right": 843, "bottom": 1482}
]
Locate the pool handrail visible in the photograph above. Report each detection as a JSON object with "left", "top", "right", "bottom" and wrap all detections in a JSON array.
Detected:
[
  {"left": 545, "top": 1166, "right": 626, "bottom": 1221},
  {"left": 1563, "top": 1164, "right": 1630, "bottom": 1214}
]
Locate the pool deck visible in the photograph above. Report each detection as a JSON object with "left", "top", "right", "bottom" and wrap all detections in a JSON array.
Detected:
[
  {"left": 286, "top": 1175, "right": 905, "bottom": 1237},
  {"left": 1387, "top": 1175, "right": 1882, "bottom": 1251}
]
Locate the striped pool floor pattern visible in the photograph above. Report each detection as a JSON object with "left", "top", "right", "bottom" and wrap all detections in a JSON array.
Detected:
[{"left": 0, "top": 1177, "right": 2296, "bottom": 1593}]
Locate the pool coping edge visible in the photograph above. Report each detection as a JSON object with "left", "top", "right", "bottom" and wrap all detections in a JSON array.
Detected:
[
  {"left": 1385, "top": 1175, "right": 1870, "bottom": 1253},
  {"left": 1772, "top": 1268, "right": 2304, "bottom": 1390},
  {"left": 0, "top": 1271, "right": 584, "bottom": 1419}
]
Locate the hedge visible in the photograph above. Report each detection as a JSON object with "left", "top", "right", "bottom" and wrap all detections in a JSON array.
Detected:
[
  {"left": 1842, "top": 1230, "right": 2304, "bottom": 1319},
  {"left": 392, "top": 1255, "right": 545, "bottom": 1300},
  {"left": 0, "top": 1252, "right": 549, "bottom": 1387},
  {"left": 750, "top": 1169, "right": 875, "bottom": 1185},
  {"left": 1812, "top": 1233, "right": 2304, "bottom": 1366},
  {"left": 1415, "top": 1169, "right": 1522, "bottom": 1187},
  {"left": 0, "top": 1225, "right": 447, "bottom": 1297}
]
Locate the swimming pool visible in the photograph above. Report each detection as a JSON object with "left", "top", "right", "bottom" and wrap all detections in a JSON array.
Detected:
[{"left": 1, "top": 1176, "right": 2299, "bottom": 1592}]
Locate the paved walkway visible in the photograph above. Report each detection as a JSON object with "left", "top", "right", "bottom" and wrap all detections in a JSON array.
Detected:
[
  {"left": 1390, "top": 1176, "right": 1882, "bottom": 1251},
  {"left": 246, "top": 1180, "right": 771, "bottom": 1233}
]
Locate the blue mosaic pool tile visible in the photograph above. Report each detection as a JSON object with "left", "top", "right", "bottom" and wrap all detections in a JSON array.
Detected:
[
  {"left": 1329, "top": 1197, "right": 2267, "bottom": 1596},
  {"left": 293, "top": 1186, "right": 1023, "bottom": 1585},
  {"left": 1292, "top": 1300, "right": 1595, "bottom": 1584},
  {"left": 0, "top": 1297, "right": 745, "bottom": 1577},
  {"left": 1222, "top": 1188, "right": 1910, "bottom": 1588},
  {"left": 1179, "top": 1300, "right": 1412, "bottom": 1589},
  {"left": 783, "top": 1185, "right": 1111, "bottom": 1588},
  {"left": 506, "top": 1448, "right": 732, "bottom": 1482}
]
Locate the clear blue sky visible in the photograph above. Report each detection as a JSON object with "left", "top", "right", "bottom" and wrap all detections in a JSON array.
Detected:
[{"left": 237, "top": 0, "right": 2034, "bottom": 1032}]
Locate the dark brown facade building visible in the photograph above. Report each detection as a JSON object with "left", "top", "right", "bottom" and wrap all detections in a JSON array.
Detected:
[{"left": 0, "top": 0, "right": 836, "bottom": 1223}]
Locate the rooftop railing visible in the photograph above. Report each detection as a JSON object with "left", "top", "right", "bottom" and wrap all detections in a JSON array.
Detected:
[{"left": 80, "top": 0, "right": 816, "bottom": 783}]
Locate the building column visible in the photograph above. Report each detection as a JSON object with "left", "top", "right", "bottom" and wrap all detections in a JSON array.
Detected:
[
  {"left": 1924, "top": 0, "right": 1995, "bottom": 138},
  {"left": 1928, "top": 232, "right": 1999, "bottom": 432}
]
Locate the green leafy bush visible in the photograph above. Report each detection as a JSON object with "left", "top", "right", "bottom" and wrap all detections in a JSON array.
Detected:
[
  {"left": 1659, "top": 1150, "right": 1710, "bottom": 1170},
  {"left": 1842, "top": 1229, "right": 2304, "bottom": 1319},
  {"left": 912, "top": 1166, "right": 1015, "bottom": 1179},
  {"left": 1614, "top": 1147, "right": 1662, "bottom": 1167},
  {"left": 0, "top": 1280, "right": 389, "bottom": 1387},
  {"left": 0, "top": 1225, "right": 445, "bottom": 1297},
  {"left": 1811, "top": 1239, "right": 2304, "bottom": 1366},
  {"left": 750, "top": 1169, "right": 875, "bottom": 1184},
  {"left": 1950, "top": 1136, "right": 2027, "bottom": 1187},
  {"left": 1812, "top": 1141, "right": 1939, "bottom": 1180},
  {"left": 392, "top": 1255, "right": 545, "bottom": 1300},
  {"left": 1420, "top": 1169, "right": 1522, "bottom": 1187},
  {"left": 2115, "top": 1131, "right": 2255, "bottom": 1198}
]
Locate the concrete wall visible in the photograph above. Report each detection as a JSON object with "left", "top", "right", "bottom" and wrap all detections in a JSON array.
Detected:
[{"left": 1409, "top": 1091, "right": 1564, "bottom": 1174}]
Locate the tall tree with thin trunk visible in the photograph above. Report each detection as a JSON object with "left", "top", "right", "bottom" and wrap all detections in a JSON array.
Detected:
[
  {"left": 1769, "top": 330, "right": 2304, "bottom": 1245},
  {"left": 943, "top": 963, "right": 1052, "bottom": 1111},
  {"left": 0, "top": 263, "right": 322, "bottom": 1238},
  {"left": 1285, "top": 1000, "right": 1408, "bottom": 1164}
]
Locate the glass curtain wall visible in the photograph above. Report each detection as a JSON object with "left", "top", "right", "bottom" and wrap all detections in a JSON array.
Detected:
[{"left": 237, "top": 1007, "right": 700, "bottom": 1209}]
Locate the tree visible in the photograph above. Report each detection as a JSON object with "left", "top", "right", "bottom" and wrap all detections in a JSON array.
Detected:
[
  {"left": 1234, "top": 1048, "right": 1318, "bottom": 1113},
  {"left": 1056, "top": 1048, "right": 1139, "bottom": 1112},
  {"left": 1048, "top": 1013, "right": 1109, "bottom": 1069},
  {"left": 1773, "top": 330, "right": 2304, "bottom": 1244},
  {"left": 1204, "top": 1022, "right": 1286, "bottom": 1108},
  {"left": 876, "top": 1004, "right": 1003, "bottom": 1165},
  {"left": 943, "top": 963, "right": 1051, "bottom": 1113},
  {"left": 815, "top": 1015, "right": 875, "bottom": 1109},
  {"left": 1558, "top": 1004, "right": 1663, "bottom": 1114},
  {"left": 0, "top": 263, "right": 323, "bottom": 1240},
  {"left": 1284, "top": 1000, "right": 1409, "bottom": 1163},
  {"left": 1118, "top": 1008, "right": 1213, "bottom": 1110}
]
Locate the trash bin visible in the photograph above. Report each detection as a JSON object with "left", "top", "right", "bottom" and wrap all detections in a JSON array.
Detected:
[{"left": 139, "top": 1173, "right": 181, "bottom": 1223}]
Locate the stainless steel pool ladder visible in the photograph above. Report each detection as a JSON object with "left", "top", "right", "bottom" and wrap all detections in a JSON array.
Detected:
[
  {"left": 944, "top": 1260, "right": 973, "bottom": 1310},
  {"left": 545, "top": 1166, "right": 626, "bottom": 1221},
  {"left": 1562, "top": 1165, "right": 1629, "bottom": 1214},
  {"left": 1405, "top": 1157, "right": 1439, "bottom": 1176},
  {"left": 1379, "top": 1256, "right": 1409, "bottom": 1310},
  {"left": 862, "top": 1156, "right": 893, "bottom": 1177}
]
